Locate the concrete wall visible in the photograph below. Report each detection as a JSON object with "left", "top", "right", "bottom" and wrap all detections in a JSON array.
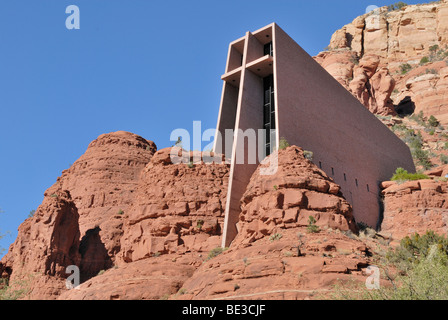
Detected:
[
  {"left": 220, "top": 33, "right": 266, "bottom": 247},
  {"left": 216, "top": 23, "right": 415, "bottom": 247},
  {"left": 273, "top": 24, "right": 415, "bottom": 227}
]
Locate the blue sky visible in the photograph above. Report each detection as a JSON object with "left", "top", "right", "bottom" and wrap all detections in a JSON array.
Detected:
[{"left": 0, "top": 0, "right": 428, "bottom": 254}]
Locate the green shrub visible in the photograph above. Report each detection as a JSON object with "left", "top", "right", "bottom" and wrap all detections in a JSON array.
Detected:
[
  {"left": 440, "top": 154, "right": 448, "bottom": 165},
  {"left": 269, "top": 233, "right": 283, "bottom": 242},
  {"left": 420, "top": 56, "right": 429, "bottom": 65},
  {"left": 332, "top": 246, "right": 448, "bottom": 300},
  {"left": 387, "top": 2, "right": 408, "bottom": 11},
  {"left": 428, "top": 115, "right": 440, "bottom": 128},
  {"left": 412, "top": 148, "right": 433, "bottom": 170},
  {"left": 387, "top": 231, "right": 448, "bottom": 269},
  {"left": 206, "top": 247, "right": 227, "bottom": 261},
  {"left": 391, "top": 168, "right": 430, "bottom": 182},
  {"left": 279, "top": 137, "right": 290, "bottom": 150},
  {"left": 196, "top": 219, "right": 204, "bottom": 230},
  {"left": 0, "top": 276, "right": 33, "bottom": 300},
  {"left": 430, "top": 44, "right": 440, "bottom": 53},
  {"left": 307, "top": 216, "right": 320, "bottom": 234},
  {"left": 399, "top": 63, "right": 412, "bottom": 75},
  {"left": 28, "top": 210, "right": 35, "bottom": 219},
  {"left": 332, "top": 231, "right": 448, "bottom": 300},
  {"left": 303, "top": 150, "right": 314, "bottom": 161}
]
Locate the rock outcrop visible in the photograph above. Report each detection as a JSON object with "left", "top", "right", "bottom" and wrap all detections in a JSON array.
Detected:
[
  {"left": 380, "top": 177, "right": 448, "bottom": 242},
  {"left": 178, "top": 147, "right": 369, "bottom": 300},
  {"left": 316, "top": 0, "right": 448, "bottom": 124},
  {"left": 2, "top": 137, "right": 375, "bottom": 300},
  {"left": 1, "top": 131, "right": 157, "bottom": 298},
  {"left": 179, "top": 228, "right": 370, "bottom": 300},
  {"left": 233, "top": 146, "right": 357, "bottom": 247},
  {"left": 0, "top": 190, "right": 81, "bottom": 299},
  {"left": 119, "top": 148, "right": 230, "bottom": 263}
]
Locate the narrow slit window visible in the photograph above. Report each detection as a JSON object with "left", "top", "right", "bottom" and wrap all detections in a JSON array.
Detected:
[
  {"left": 264, "top": 41, "right": 273, "bottom": 57},
  {"left": 344, "top": 173, "right": 347, "bottom": 181},
  {"left": 367, "top": 184, "right": 370, "bottom": 192},
  {"left": 263, "top": 74, "right": 275, "bottom": 157},
  {"left": 355, "top": 179, "right": 359, "bottom": 187},
  {"left": 331, "top": 167, "right": 334, "bottom": 175},
  {"left": 319, "top": 161, "right": 322, "bottom": 169}
]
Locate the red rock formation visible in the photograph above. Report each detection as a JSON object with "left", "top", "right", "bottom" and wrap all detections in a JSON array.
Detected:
[
  {"left": 349, "top": 55, "right": 396, "bottom": 116},
  {"left": 58, "top": 254, "right": 201, "bottom": 300},
  {"left": 119, "top": 148, "right": 229, "bottom": 263},
  {"left": 46, "top": 131, "right": 157, "bottom": 269},
  {"left": 316, "top": 0, "right": 448, "bottom": 124},
  {"left": 177, "top": 147, "right": 368, "bottom": 300},
  {"left": 1, "top": 131, "right": 157, "bottom": 298},
  {"left": 178, "top": 229, "right": 371, "bottom": 300},
  {"left": 233, "top": 146, "right": 357, "bottom": 247},
  {"left": 380, "top": 178, "right": 448, "bottom": 242},
  {"left": 0, "top": 190, "right": 81, "bottom": 299},
  {"left": 56, "top": 145, "right": 369, "bottom": 301}
]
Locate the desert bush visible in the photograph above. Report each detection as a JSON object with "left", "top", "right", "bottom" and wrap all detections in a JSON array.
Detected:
[
  {"left": 303, "top": 150, "right": 314, "bottom": 161},
  {"left": 420, "top": 56, "right": 429, "bottom": 65},
  {"left": 307, "top": 216, "right": 320, "bottom": 234},
  {"left": 387, "top": 2, "right": 407, "bottom": 11},
  {"left": 269, "top": 233, "right": 283, "bottom": 242},
  {"left": 332, "top": 231, "right": 448, "bottom": 300},
  {"left": 206, "top": 247, "right": 227, "bottom": 261},
  {"left": 399, "top": 63, "right": 412, "bottom": 75},
  {"left": 278, "top": 137, "right": 290, "bottom": 150},
  {"left": 428, "top": 115, "right": 440, "bottom": 128},
  {"left": 0, "top": 276, "right": 33, "bottom": 300},
  {"left": 391, "top": 167, "right": 429, "bottom": 182},
  {"left": 429, "top": 44, "right": 440, "bottom": 53},
  {"left": 412, "top": 148, "right": 433, "bottom": 170},
  {"left": 440, "top": 154, "right": 448, "bottom": 165}
]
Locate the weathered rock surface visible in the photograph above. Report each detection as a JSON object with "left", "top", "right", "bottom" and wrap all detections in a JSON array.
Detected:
[
  {"left": 58, "top": 253, "right": 201, "bottom": 300},
  {"left": 233, "top": 146, "right": 357, "bottom": 247},
  {"left": 178, "top": 228, "right": 371, "bottom": 300},
  {"left": 174, "top": 147, "right": 367, "bottom": 301},
  {"left": 316, "top": 0, "right": 448, "bottom": 124},
  {"left": 0, "top": 190, "right": 81, "bottom": 299},
  {"left": 1, "top": 131, "right": 157, "bottom": 298},
  {"left": 47, "top": 131, "right": 157, "bottom": 265},
  {"left": 119, "top": 148, "right": 230, "bottom": 263},
  {"left": 56, "top": 146, "right": 369, "bottom": 300},
  {"left": 380, "top": 177, "right": 448, "bottom": 242},
  {"left": 2, "top": 138, "right": 374, "bottom": 300}
]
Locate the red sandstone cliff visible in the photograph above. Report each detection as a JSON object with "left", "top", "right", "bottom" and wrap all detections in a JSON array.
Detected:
[
  {"left": 315, "top": 0, "right": 448, "bottom": 124},
  {"left": 0, "top": 136, "right": 375, "bottom": 300},
  {"left": 2, "top": 1, "right": 448, "bottom": 300}
]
